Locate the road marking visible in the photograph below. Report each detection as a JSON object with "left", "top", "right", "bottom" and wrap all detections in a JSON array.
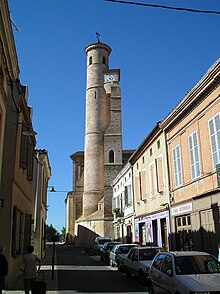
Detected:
[
  {"left": 4, "top": 292, "right": 148, "bottom": 294},
  {"left": 41, "top": 265, "right": 117, "bottom": 271}
]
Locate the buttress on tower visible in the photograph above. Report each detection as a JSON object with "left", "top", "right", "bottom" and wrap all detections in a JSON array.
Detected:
[{"left": 67, "top": 41, "right": 125, "bottom": 245}]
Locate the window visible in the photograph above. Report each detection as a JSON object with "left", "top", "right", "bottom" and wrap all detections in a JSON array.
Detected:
[
  {"left": 103, "top": 56, "right": 106, "bottom": 64},
  {"left": 161, "top": 255, "right": 173, "bottom": 276},
  {"left": 152, "top": 253, "right": 166, "bottom": 270},
  {"left": 172, "top": 145, "right": 183, "bottom": 187},
  {"left": 188, "top": 132, "right": 200, "bottom": 180},
  {"left": 89, "top": 56, "right": 92, "bottom": 65},
  {"left": 142, "top": 156, "right": 145, "bottom": 164},
  {"left": 208, "top": 113, "right": 220, "bottom": 169},
  {"left": 109, "top": 150, "right": 114, "bottom": 163},
  {"left": 150, "top": 148, "right": 153, "bottom": 156},
  {"left": 125, "top": 185, "right": 132, "bottom": 205},
  {"left": 157, "top": 140, "right": 161, "bottom": 149}
]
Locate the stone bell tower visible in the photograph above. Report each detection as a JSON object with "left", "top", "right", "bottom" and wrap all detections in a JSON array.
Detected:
[
  {"left": 83, "top": 41, "right": 112, "bottom": 217},
  {"left": 74, "top": 40, "right": 123, "bottom": 243}
]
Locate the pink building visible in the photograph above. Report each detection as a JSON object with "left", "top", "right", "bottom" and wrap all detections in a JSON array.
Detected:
[{"left": 161, "top": 58, "right": 220, "bottom": 257}]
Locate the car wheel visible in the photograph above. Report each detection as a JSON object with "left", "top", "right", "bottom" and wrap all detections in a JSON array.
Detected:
[{"left": 148, "top": 281, "right": 154, "bottom": 294}]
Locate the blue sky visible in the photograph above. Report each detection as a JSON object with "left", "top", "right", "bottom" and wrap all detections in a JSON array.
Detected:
[{"left": 8, "top": 0, "right": 220, "bottom": 232}]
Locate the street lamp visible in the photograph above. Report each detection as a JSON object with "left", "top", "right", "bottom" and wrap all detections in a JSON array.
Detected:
[
  {"left": 48, "top": 186, "right": 69, "bottom": 193},
  {"left": 16, "top": 122, "right": 37, "bottom": 136}
]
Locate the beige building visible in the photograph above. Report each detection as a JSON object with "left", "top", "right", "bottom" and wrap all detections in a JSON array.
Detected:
[
  {"left": 161, "top": 58, "right": 220, "bottom": 257},
  {"left": 32, "top": 149, "right": 51, "bottom": 259},
  {"left": 129, "top": 123, "right": 170, "bottom": 249},
  {"left": 0, "top": 1, "right": 50, "bottom": 286}
]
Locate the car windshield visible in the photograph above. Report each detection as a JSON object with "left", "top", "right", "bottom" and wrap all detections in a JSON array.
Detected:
[
  {"left": 107, "top": 244, "right": 117, "bottom": 250},
  {"left": 118, "top": 246, "right": 136, "bottom": 254},
  {"left": 99, "top": 239, "right": 110, "bottom": 245},
  {"left": 139, "top": 248, "right": 160, "bottom": 261},
  {"left": 175, "top": 255, "right": 220, "bottom": 275}
]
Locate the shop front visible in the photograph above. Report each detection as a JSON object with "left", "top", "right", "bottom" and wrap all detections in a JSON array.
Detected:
[{"left": 134, "top": 210, "right": 170, "bottom": 250}]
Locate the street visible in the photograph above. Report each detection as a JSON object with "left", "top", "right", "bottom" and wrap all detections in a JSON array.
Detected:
[
  {"left": 6, "top": 243, "right": 148, "bottom": 294},
  {"left": 41, "top": 244, "right": 147, "bottom": 293}
]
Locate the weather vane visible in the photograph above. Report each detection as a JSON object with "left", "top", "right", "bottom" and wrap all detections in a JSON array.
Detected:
[{"left": 96, "top": 32, "right": 101, "bottom": 42}]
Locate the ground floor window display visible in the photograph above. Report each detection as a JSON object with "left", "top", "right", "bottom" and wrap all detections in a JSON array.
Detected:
[{"left": 134, "top": 210, "right": 169, "bottom": 250}]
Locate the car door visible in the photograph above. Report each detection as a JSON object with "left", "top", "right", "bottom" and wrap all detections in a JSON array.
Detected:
[
  {"left": 150, "top": 253, "right": 167, "bottom": 293},
  {"left": 159, "top": 254, "right": 175, "bottom": 293},
  {"left": 125, "top": 248, "right": 135, "bottom": 273},
  {"left": 130, "top": 249, "right": 139, "bottom": 275}
]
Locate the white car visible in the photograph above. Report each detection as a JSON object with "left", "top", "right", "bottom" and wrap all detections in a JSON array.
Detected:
[
  {"left": 148, "top": 251, "right": 220, "bottom": 294},
  {"left": 109, "top": 243, "right": 140, "bottom": 270},
  {"left": 124, "top": 246, "right": 164, "bottom": 285}
]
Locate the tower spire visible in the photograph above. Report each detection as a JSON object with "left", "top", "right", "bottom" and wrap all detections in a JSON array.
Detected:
[{"left": 96, "top": 32, "right": 101, "bottom": 42}]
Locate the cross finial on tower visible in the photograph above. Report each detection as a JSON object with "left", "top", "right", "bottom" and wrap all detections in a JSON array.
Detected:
[{"left": 96, "top": 32, "right": 101, "bottom": 42}]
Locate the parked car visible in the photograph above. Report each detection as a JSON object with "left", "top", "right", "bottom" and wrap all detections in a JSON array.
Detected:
[
  {"left": 148, "top": 251, "right": 220, "bottom": 294},
  {"left": 124, "top": 246, "right": 165, "bottom": 285},
  {"left": 93, "top": 237, "right": 111, "bottom": 255},
  {"left": 100, "top": 242, "right": 122, "bottom": 263},
  {"left": 109, "top": 243, "right": 140, "bottom": 270}
]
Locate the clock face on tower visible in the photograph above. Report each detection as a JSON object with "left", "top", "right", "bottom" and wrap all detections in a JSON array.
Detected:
[{"left": 105, "top": 75, "right": 115, "bottom": 82}]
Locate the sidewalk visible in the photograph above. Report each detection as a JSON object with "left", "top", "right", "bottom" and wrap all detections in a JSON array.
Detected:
[{"left": 4, "top": 244, "right": 59, "bottom": 293}]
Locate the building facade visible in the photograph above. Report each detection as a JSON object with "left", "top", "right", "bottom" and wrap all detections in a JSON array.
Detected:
[
  {"left": 129, "top": 123, "right": 170, "bottom": 250},
  {"left": 0, "top": 1, "right": 50, "bottom": 286},
  {"left": 161, "top": 58, "right": 220, "bottom": 257},
  {"left": 112, "top": 162, "right": 134, "bottom": 243},
  {"left": 32, "top": 149, "right": 51, "bottom": 259}
]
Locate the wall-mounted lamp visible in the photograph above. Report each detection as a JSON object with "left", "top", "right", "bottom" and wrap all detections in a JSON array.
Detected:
[
  {"left": 17, "top": 122, "right": 37, "bottom": 136},
  {"left": 160, "top": 202, "right": 169, "bottom": 210}
]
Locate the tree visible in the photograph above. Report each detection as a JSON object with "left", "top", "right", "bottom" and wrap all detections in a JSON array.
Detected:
[
  {"left": 46, "top": 224, "right": 60, "bottom": 242},
  {"left": 60, "top": 227, "right": 66, "bottom": 242}
]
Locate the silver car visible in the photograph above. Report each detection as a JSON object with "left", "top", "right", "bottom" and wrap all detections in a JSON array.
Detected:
[
  {"left": 109, "top": 243, "right": 140, "bottom": 270},
  {"left": 148, "top": 251, "right": 220, "bottom": 294},
  {"left": 124, "top": 246, "right": 164, "bottom": 285}
]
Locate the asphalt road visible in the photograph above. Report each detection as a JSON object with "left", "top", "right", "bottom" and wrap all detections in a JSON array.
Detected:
[{"left": 42, "top": 243, "right": 148, "bottom": 294}]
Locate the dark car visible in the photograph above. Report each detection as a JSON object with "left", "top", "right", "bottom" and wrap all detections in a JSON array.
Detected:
[{"left": 100, "top": 242, "right": 122, "bottom": 264}]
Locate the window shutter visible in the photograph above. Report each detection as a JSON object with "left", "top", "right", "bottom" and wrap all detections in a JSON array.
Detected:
[
  {"left": 150, "top": 164, "right": 155, "bottom": 196},
  {"left": 135, "top": 176, "right": 140, "bottom": 203},
  {"left": 156, "top": 157, "right": 164, "bottom": 192},
  {"left": 141, "top": 171, "right": 147, "bottom": 200}
]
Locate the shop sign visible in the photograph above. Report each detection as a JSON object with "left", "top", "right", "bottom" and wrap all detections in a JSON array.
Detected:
[
  {"left": 171, "top": 202, "right": 192, "bottom": 216},
  {"left": 135, "top": 210, "right": 169, "bottom": 224}
]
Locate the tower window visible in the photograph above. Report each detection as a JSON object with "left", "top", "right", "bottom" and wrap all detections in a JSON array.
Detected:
[
  {"left": 109, "top": 150, "right": 114, "bottom": 163},
  {"left": 89, "top": 56, "right": 92, "bottom": 65},
  {"left": 103, "top": 57, "right": 106, "bottom": 64}
]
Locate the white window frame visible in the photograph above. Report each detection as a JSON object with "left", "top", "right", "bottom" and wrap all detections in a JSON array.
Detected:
[
  {"left": 188, "top": 131, "right": 201, "bottom": 180},
  {"left": 172, "top": 144, "right": 183, "bottom": 188},
  {"left": 208, "top": 113, "right": 220, "bottom": 169}
]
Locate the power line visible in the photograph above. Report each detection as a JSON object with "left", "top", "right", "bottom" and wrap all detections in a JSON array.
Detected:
[{"left": 105, "top": 0, "right": 220, "bottom": 15}]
